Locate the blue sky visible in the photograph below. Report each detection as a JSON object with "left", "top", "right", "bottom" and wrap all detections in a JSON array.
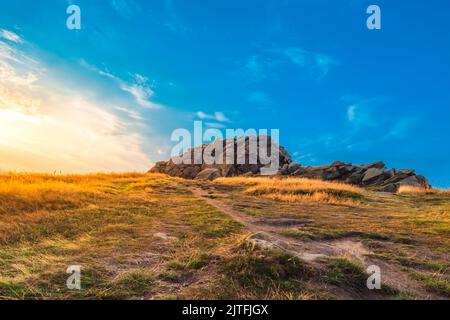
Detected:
[{"left": 0, "top": 0, "right": 449, "bottom": 187}]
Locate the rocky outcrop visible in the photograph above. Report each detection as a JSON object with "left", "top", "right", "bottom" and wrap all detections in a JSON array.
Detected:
[
  {"left": 149, "top": 136, "right": 431, "bottom": 192},
  {"left": 284, "top": 161, "right": 431, "bottom": 192},
  {"left": 149, "top": 136, "right": 291, "bottom": 179}
]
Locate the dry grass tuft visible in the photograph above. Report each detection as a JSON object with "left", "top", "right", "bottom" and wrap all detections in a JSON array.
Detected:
[
  {"left": 0, "top": 172, "right": 129, "bottom": 215},
  {"left": 215, "top": 177, "right": 364, "bottom": 205},
  {"left": 0, "top": 173, "right": 169, "bottom": 213},
  {"left": 397, "top": 185, "right": 450, "bottom": 195}
]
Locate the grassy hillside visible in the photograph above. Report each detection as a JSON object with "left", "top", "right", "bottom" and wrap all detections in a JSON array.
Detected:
[{"left": 0, "top": 173, "right": 448, "bottom": 299}]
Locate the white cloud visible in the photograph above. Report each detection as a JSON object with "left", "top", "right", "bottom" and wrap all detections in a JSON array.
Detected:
[
  {"left": 281, "top": 47, "right": 338, "bottom": 79},
  {"left": 196, "top": 111, "right": 207, "bottom": 119},
  {"left": 344, "top": 96, "right": 388, "bottom": 128},
  {"left": 0, "top": 29, "right": 22, "bottom": 43},
  {"left": 0, "top": 41, "right": 26, "bottom": 64},
  {"left": 214, "top": 112, "right": 229, "bottom": 122},
  {"left": 0, "top": 60, "right": 38, "bottom": 88},
  {"left": 81, "top": 60, "right": 164, "bottom": 110},
  {"left": 79, "top": 59, "right": 118, "bottom": 80},
  {"left": 157, "top": 148, "right": 166, "bottom": 155},
  {"left": 196, "top": 111, "right": 230, "bottom": 123},
  {"left": 114, "top": 106, "right": 143, "bottom": 120},
  {"left": 347, "top": 105, "right": 357, "bottom": 122},
  {"left": 204, "top": 122, "right": 226, "bottom": 129},
  {"left": 120, "top": 81, "right": 161, "bottom": 109}
]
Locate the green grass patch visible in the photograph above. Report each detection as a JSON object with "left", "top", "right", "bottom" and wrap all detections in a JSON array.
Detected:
[
  {"left": 411, "top": 272, "right": 450, "bottom": 297},
  {"left": 324, "top": 258, "right": 366, "bottom": 288},
  {"left": 216, "top": 247, "right": 314, "bottom": 299},
  {"left": 113, "top": 270, "right": 155, "bottom": 296},
  {"left": 182, "top": 199, "right": 243, "bottom": 238}
]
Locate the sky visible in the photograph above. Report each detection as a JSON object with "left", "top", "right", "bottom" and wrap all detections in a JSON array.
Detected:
[{"left": 0, "top": 0, "right": 449, "bottom": 187}]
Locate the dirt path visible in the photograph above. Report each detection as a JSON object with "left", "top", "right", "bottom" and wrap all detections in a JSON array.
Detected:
[
  {"left": 191, "top": 187, "right": 370, "bottom": 263},
  {"left": 190, "top": 186, "right": 437, "bottom": 298},
  {"left": 191, "top": 187, "right": 264, "bottom": 233}
]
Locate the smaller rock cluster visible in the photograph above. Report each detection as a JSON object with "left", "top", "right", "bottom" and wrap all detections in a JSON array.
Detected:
[{"left": 280, "top": 161, "right": 430, "bottom": 192}]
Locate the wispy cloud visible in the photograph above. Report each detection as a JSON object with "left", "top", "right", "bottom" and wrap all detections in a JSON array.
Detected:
[
  {"left": 245, "top": 55, "right": 267, "bottom": 82},
  {"left": 204, "top": 122, "right": 226, "bottom": 129},
  {"left": 347, "top": 105, "right": 357, "bottom": 122},
  {"left": 196, "top": 111, "right": 230, "bottom": 123},
  {"left": 341, "top": 95, "right": 419, "bottom": 150},
  {"left": 115, "top": 106, "right": 143, "bottom": 120},
  {"left": 0, "top": 59, "right": 39, "bottom": 88},
  {"left": 344, "top": 96, "right": 389, "bottom": 129},
  {"left": 281, "top": 47, "right": 338, "bottom": 79},
  {"left": 243, "top": 46, "right": 338, "bottom": 82},
  {"left": 120, "top": 77, "right": 161, "bottom": 109},
  {"left": 110, "top": 0, "right": 139, "bottom": 18},
  {"left": 81, "top": 60, "right": 163, "bottom": 109},
  {"left": 346, "top": 104, "right": 376, "bottom": 127},
  {"left": 384, "top": 117, "right": 418, "bottom": 140},
  {"left": 163, "top": 0, "right": 189, "bottom": 34},
  {"left": 80, "top": 59, "right": 118, "bottom": 80},
  {"left": 295, "top": 94, "right": 421, "bottom": 166},
  {"left": 195, "top": 111, "right": 231, "bottom": 129},
  {"left": 0, "top": 39, "right": 37, "bottom": 66},
  {"left": 0, "top": 29, "right": 22, "bottom": 43}
]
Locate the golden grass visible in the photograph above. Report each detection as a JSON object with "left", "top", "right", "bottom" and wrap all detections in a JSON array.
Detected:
[
  {"left": 0, "top": 172, "right": 166, "bottom": 215},
  {"left": 0, "top": 173, "right": 116, "bottom": 215},
  {"left": 215, "top": 177, "right": 364, "bottom": 205},
  {"left": 397, "top": 185, "right": 450, "bottom": 195}
]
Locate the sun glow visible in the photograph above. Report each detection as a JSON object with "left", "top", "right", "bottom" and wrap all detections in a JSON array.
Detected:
[{"left": 0, "top": 38, "right": 150, "bottom": 173}]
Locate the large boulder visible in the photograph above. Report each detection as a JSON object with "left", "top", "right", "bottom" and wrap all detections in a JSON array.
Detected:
[
  {"left": 149, "top": 136, "right": 291, "bottom": 179},
  {"left": 397, "top": 176, "right": 420, "bottom": 187},
  {"left": 322, "top": 166, "right": 342, "bottom": 180},
  {"left": 195, "top": 168, "right": 221, "bottom": 181},
  {"left": 362, "top": 168, "right": 386, "bottom": 185},
  {"left": 362, "top": 161, "right": 386, "bottom": 170},
  {"left": 346, "top": 173, "right": 364, "bottom": 185}
]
